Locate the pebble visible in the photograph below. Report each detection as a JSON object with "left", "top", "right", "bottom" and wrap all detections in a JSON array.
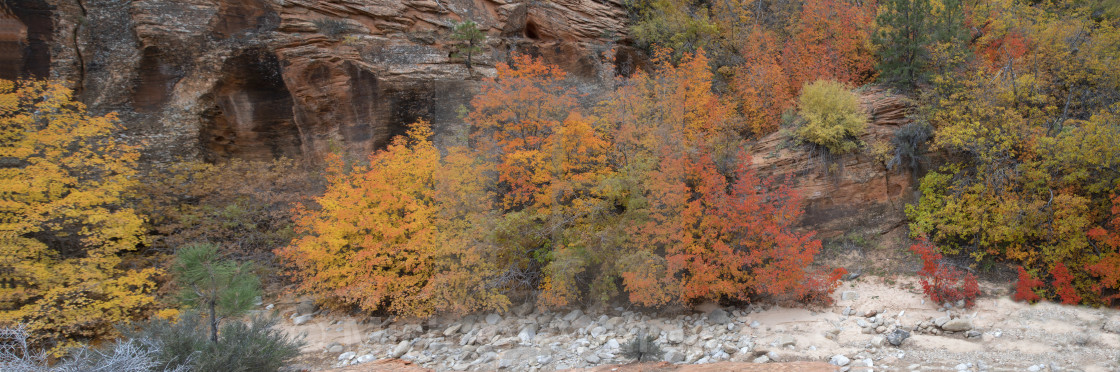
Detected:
[
  {"left": 296, "top": 299, "right": 316, "bottom": 315},
  {"left": 667, "top": 329, "right": 685, "bottom": 343},
  {"left": 830, "top": 354, "right": 851, "bottom": 366},
  {"left": 444, "top": 323, "right": 462, "bottom": 336},
  {"left": 485, "top": 313, "right": 502, "bottom": 325},
  {"left": 664, "top": 349, "right": 685, "bottom": 363},
  {"left": 338, "top": 351, "right": 355, "bottom": 361},
  {"left": 293, "top": 314, "right": 314, "bottom": 326},
  {"left": 1103, "top": 319, "right": 1120, "bottom": 334},
  {"left": 942, "top": 318, "right": 973, "bottom": 332},
  {"left": 887, "top": 329, "right": 910, "bottom": 346},
  {"left": 518, "top": 325, "right": 537, "bottom": 343},
  {"left": 390, "top": 340, "right": 410, "bottom": 358},
  {"left": 708, "top": 308, "right": 732, "bottom": 324}
]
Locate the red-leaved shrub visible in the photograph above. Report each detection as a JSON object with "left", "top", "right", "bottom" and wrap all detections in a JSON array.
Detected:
[
  {"left": 1014, "top": 266, "right": 1044, "bottom": 303},
  {"left": 1051, "top": 263, "right": 1082, "bottom": 305},
  {"left": 911, "top": 236, "right": 980, "bottom": 307},
  {"left": 800, "top": 267, "right": 848, "bottom": 306}
]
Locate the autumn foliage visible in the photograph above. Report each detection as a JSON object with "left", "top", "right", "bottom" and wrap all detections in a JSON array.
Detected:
[
  {"left": 911, "top": 237, "right": 980, "bottom": 308},
  {"left": 277, "top": 121, "right": 507, "bottom": 316},
  {"left": 9, "top": 0, "right": 1120, "bottom": 357},
  {"left": 1086, "top": 192, "right": 1120, "bottom": 305},
  {"left": 907, "top": 0, "right": 1120, "bottom": 306},
  {"left": 0, "top": 80, "right": 158, "bottom": 353},
  {"left": 1014, "top": 267, "right": 1044, "bottom": 303},
  {"left": 276, "top": 54, "right": 839, "bottom": 313}
]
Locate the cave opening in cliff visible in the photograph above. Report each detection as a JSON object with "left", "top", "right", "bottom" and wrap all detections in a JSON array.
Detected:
[
  {"left": 0, "top": 0, "right": 51, "bottom": 80},
  {"left": 524, "top": 20, "right": 541, "bottom": 40},
  {"left": 132, "top": 47, "right": 183, "bottom": 112},
  {"left": 201, "top": 50, "right": 300, "bottom": 162}
]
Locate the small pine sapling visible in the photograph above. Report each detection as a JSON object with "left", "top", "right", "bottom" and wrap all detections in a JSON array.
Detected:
[
  {"left": 450, "top": 20, "right": 486, "bottom": 72},
  {"left": 172, "top": 243, "right": 262, "bottom": 343},
  {"left": 620, "top": 330, "right": 664, "bottom": 363}
]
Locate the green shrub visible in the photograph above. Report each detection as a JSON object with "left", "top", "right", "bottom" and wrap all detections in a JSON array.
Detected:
[
  {"left": 119, "top": 312, "right": 303, "bottom": 372},
  {"left": 795, "top": 80, "right": 868, "bottom": 154}
]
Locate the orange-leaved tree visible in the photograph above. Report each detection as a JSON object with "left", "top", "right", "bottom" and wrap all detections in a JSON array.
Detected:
[
  {"left": 732, "top": 26, "right": 793, "bottom": 136},
  {"left": 278, "top": 120, "right": 506, "bottom": 316},
  {"left": 467, "top": 54, "right": 580, "bottom": 211},
  {"left": 625, "top": 148, "right": 823, "bottom": 306},
  {"left": 0, "top": 80, "right": 158, "bottom": 353},
  {"left": 464, "top": 54, "right": 622, "bottom": 307},
  {"left": 781, "top": 0, "right": 876, "bottom": 93}
]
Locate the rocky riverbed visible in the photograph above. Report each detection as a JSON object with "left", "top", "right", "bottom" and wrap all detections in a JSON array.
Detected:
[{"left": 274, "top": 277, "right": 1120, "bottom": 372}]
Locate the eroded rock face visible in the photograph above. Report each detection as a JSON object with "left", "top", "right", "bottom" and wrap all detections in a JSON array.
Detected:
[
  {"left": 750, "top": 89, "right": 919, "bottom": 236},
  {"left": 1, "top": 0, "right": 51, "bottom": 81},
  {"left": 28, "top": 0, "right": 912, "bottom": 234},
  {"left": 32, "top": 0, "right": 634, "bottom": 162}
]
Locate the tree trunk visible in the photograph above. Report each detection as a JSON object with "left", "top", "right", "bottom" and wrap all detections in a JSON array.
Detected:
[{"left": 209, "top": 299, "right": 218, "bottom": 343}]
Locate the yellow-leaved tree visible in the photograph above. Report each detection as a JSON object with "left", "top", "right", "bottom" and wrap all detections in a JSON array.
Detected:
[
  {"left": 0, "top": 80, "right": 158, "bottom": 353},
  {"left": 278, "top": 120, "right": 507, "bottom": 316}
]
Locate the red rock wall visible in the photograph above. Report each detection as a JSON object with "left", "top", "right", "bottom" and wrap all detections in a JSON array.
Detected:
[
  {"left": 34, "top": 0, "right": 635, "bottom": 163},
  {"left": 750, "top": 89, "right": 918, "bottom": 236}
]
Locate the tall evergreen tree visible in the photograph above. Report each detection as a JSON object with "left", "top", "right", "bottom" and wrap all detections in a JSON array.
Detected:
[
  {"left": 874, "top": 0, "right": 969, "bottom": 87},
  {"left": 873, "top": 0, "right": 931, "bottom": 88}
]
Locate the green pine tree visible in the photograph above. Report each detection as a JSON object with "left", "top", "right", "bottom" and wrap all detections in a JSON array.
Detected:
[
  {"left": 172, "top": 243, "right": 262, "bottom": 343},
  {"left": 927, "top": 0, "right": 971, "bottom": 76},
  {"left": 873, "top": 0, "right": 931, "bottom": 88},
  {"left": 874, "top": 0, "right": 969, "bottom": 88},
  {"left": 450, "top": 20, "right": 486, "bottom": 72}
]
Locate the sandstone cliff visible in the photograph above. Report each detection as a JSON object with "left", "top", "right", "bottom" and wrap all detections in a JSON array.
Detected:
[
  {"left": 750, "top": 89, "right": 918, "bottom": 236},
  {"left": 4, "top": 0, "right": 634, "bottom": 162},
  {"left": 3, "top": 0, "right": 917, "bottom": 233}
]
